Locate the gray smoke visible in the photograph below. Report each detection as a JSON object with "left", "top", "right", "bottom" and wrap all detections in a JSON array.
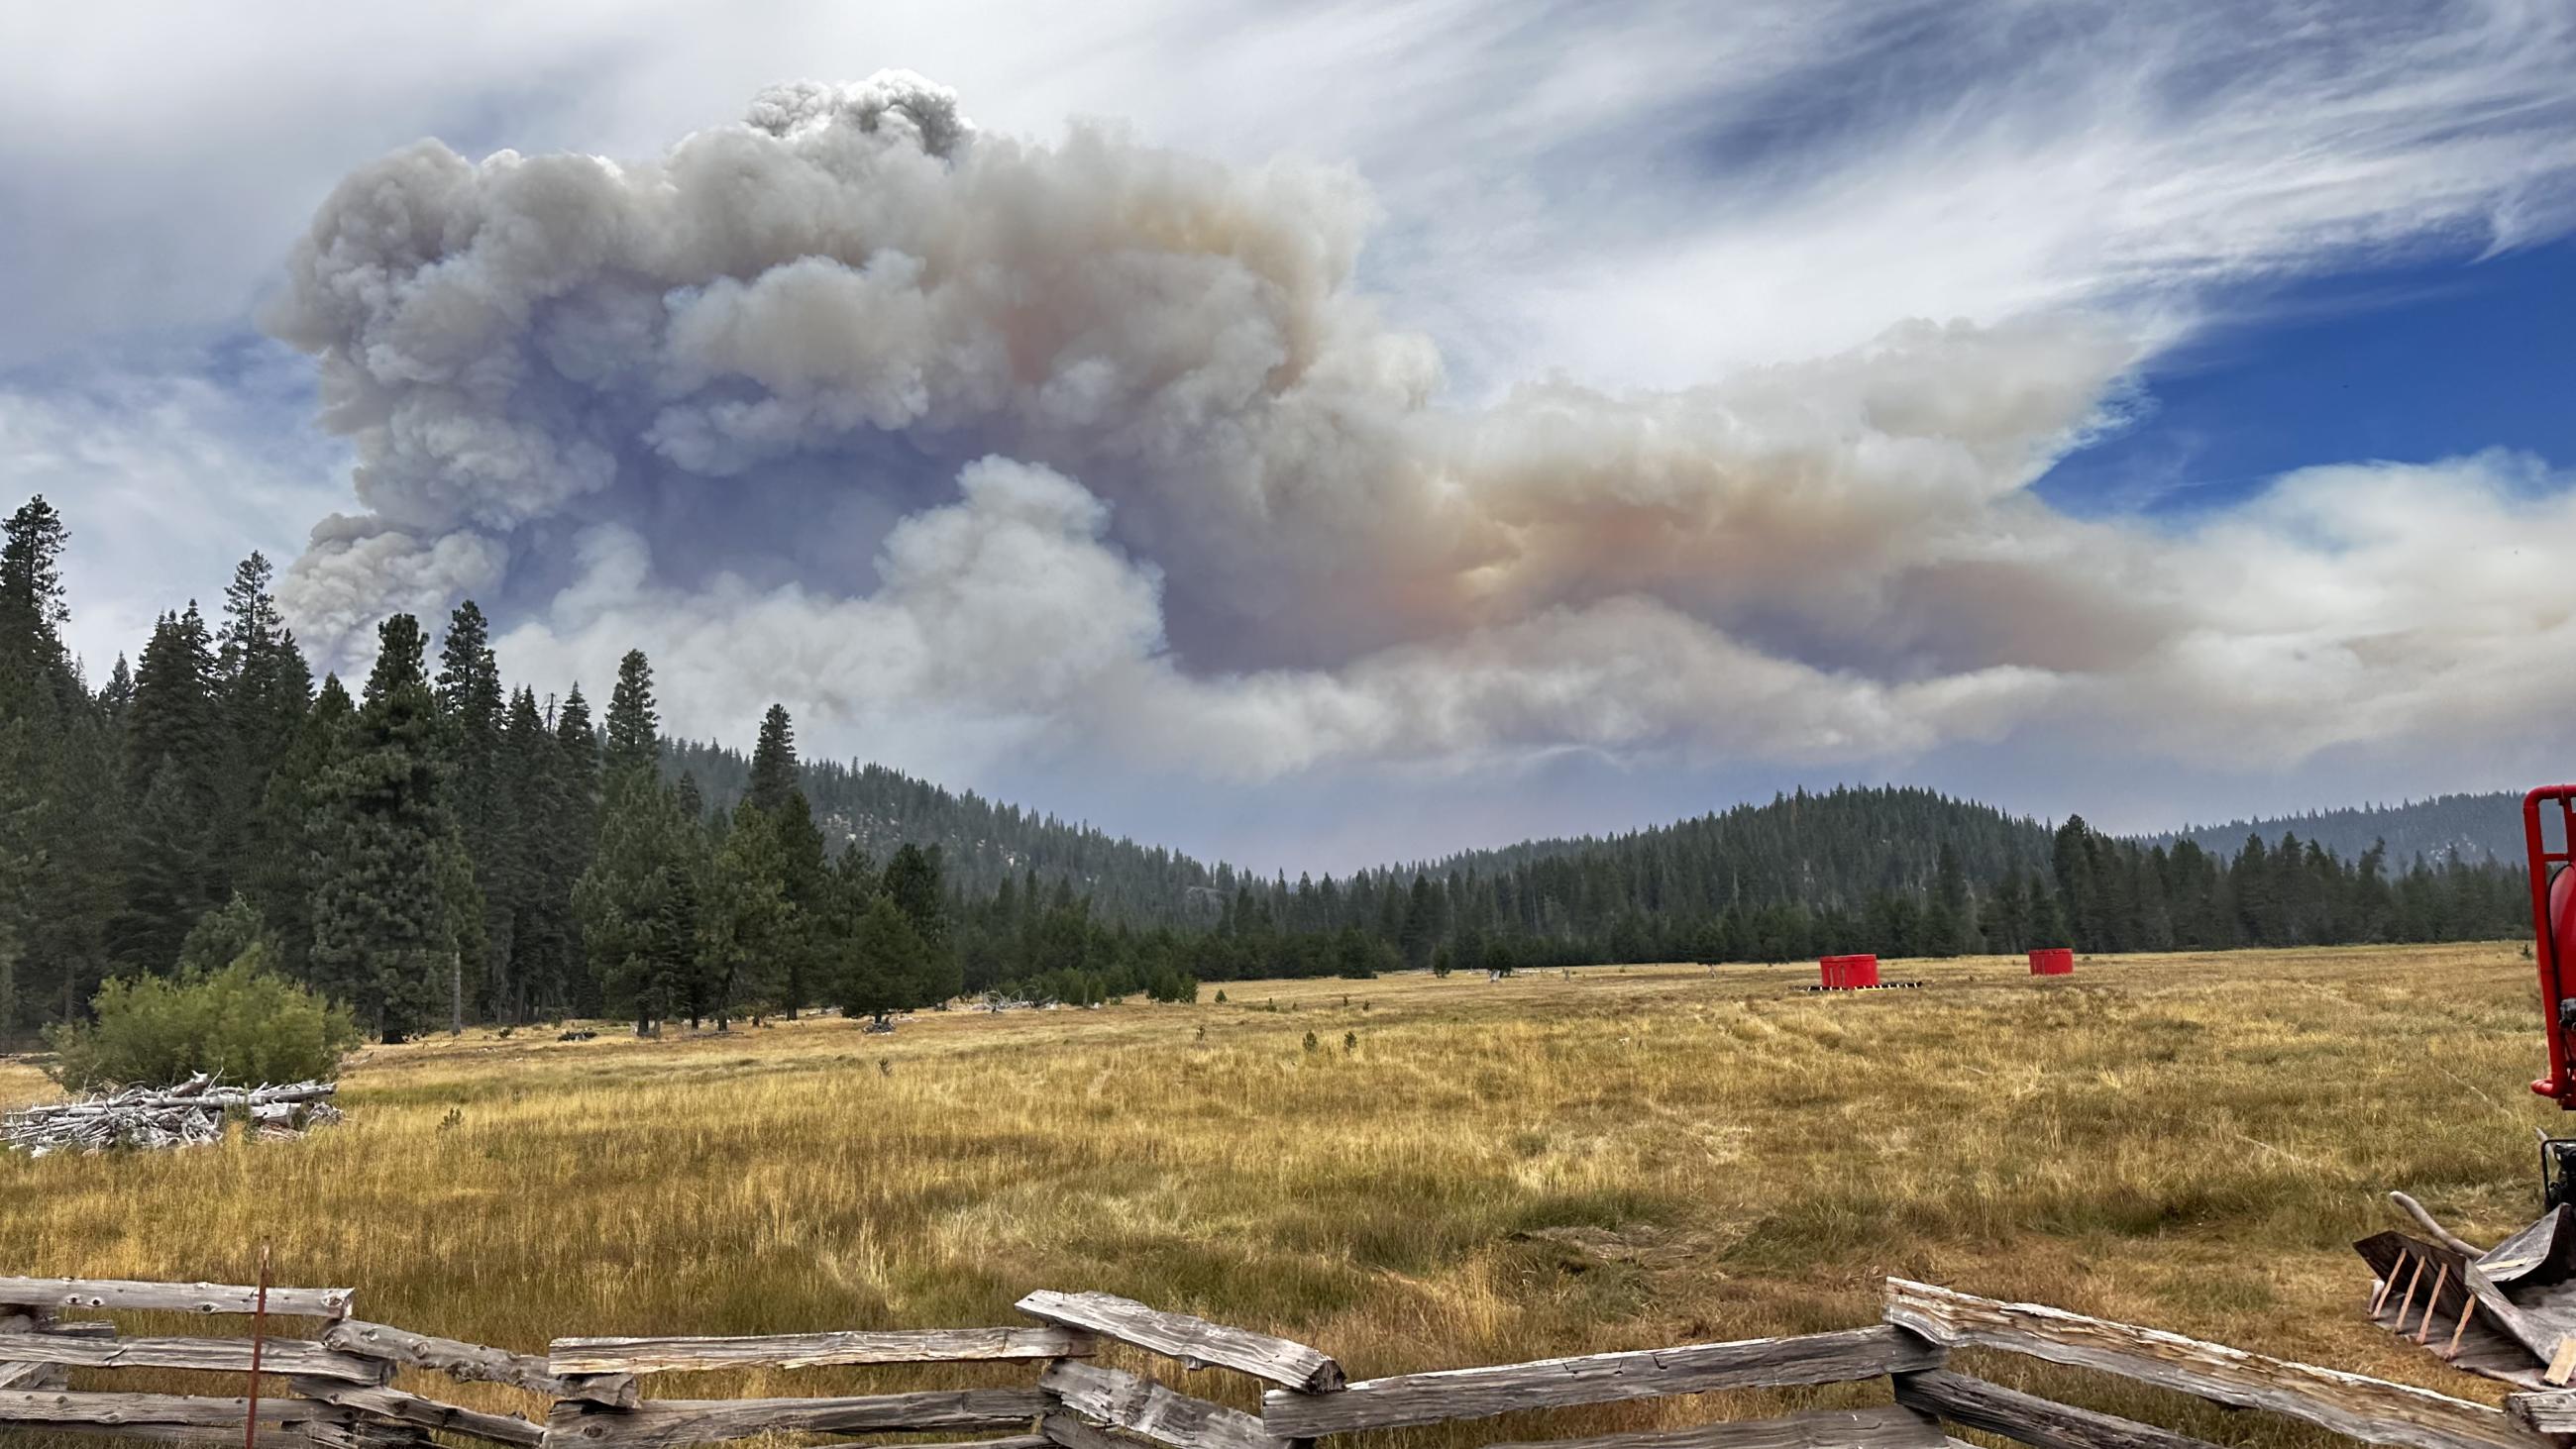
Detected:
[{"left": 266, "top": 71, "right": 2576, "bottom": 780}]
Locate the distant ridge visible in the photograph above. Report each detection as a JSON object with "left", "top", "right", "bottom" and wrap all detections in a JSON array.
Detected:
[
  {"left": 2154, "top": 791, "right": 2522, "bottom": 866},
  {"left": 664, "top": 733, "right": 2524, "bottom": 940}
]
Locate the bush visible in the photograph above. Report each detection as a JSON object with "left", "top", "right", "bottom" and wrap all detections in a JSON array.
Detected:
[{"left": 46, "top": 950, "right": 361, "bottom": 1090}]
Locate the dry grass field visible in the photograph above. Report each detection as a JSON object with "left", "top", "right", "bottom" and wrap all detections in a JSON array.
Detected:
[{"left": 0, "top": 943, "right": 2561, "bottom": 1449}]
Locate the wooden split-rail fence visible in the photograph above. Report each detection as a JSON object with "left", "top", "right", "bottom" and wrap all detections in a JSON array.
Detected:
[{"left": 9, "top": 1274, "right": 2576, "bottom": 1449}]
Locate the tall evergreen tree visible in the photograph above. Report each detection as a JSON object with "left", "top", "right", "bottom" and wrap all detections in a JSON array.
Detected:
[
  {"left": 112, "top": 605, "right": 223, "bottom": 972},
  {"left": 0, "top": 497, "right": 75, "bottom": 709},
  {"left": 495, "top": 687, "right": 566, "bottom": 1021},
  {"left": 835, "top": 895, "right": 932, "bottom": 1024},
  {"left": 574, "top": 656, "right": 696, "bottom": 1032},
  {"left": 604, "top": 651, "right": 658, "bottom": 777},
  {"left": 771, "top": 790, "right": 830, "bottom": 1016},
  {"left": 548, "top": 686, "right": 602, "bottom": 1016},
  {"left": 213, "top": 554, "right": 312, "bottom": 909},
  {"left": 307, "top": 616, "right": 482, "bottom": 1040},
  {"left": 699, "top": 796, "right": 788, "bottom": 1027},
  {"left": 246, "top": 675, "right": 355, "bottom": 982},
  {"left": 879, "top": 843, "right": 960, "bottom": 1006},
  {"left": 1399, "top": 874, "right": 1438, "bottom": 971},
  {"left": 576, "top": 773, "right": 698, "bottom": 1034},
  {"left": 438, "top": 602, "right": 512, "bottom": 1015},
  {"left": 748, "top": 703, "right": 800, "bottom": 813}
]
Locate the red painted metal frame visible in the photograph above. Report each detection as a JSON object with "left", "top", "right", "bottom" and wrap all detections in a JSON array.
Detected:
[{"left": 2525, "top": 786, "right": 2576, "bottom": 1106}]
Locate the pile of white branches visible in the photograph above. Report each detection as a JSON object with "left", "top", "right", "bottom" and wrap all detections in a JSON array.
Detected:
[{"left": 2, "top": 1074, "right": 340, "bottom": 1157}]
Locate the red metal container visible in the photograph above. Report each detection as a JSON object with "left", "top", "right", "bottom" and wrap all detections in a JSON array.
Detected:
[
  {"left": 1820, "top": 954, "right": 1878, "bottom": 988},
  {"left": 2029, "top": 947, "right": 2074, "bottom": 976}
]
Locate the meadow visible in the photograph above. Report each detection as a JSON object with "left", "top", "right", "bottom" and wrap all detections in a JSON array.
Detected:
[{"left": 0, "top": 943, "right": 2560, "bottom": 1449}]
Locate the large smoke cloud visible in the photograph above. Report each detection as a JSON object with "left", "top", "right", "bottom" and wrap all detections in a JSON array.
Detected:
[{"left": 266, "top": 71, "right": 2576, "bottom": 781}]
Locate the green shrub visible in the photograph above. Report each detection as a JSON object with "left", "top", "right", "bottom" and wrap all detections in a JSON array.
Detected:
[{"left": 45, "top": 950, "right": 361, "bottom": 1090}]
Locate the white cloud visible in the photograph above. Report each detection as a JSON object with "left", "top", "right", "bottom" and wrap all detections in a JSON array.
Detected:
[
  {"left": 0, "top": 356, "right": 349, "bottom": 677},
  {"left": 6, "top": 4, "right": 2576, "bottom": 856}
]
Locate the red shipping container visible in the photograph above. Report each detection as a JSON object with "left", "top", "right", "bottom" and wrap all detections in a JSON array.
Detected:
[
  {"left": 2029, "top": 947, "right": 2074, "bottom": 976},
  {"left": 1819, "top": 953, "right": 1878, "bottom": 988}
]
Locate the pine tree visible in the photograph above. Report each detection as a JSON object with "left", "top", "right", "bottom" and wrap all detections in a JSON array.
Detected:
[
  {"left": 0, "top": 496, "right": 75, "bottom": 704},
  {"left": 437, "top": 602, "right": 511, "bottom": 1016},
  {"left": 2052, "top": 816, "right": 2099, "bottom": 952},
  {"left": 125, "top": 605, "right": 221, "bottom": 799},
  {"left": 216, "top": 554, "right": 311, "bottom": 759},
  {"left": 112, "top": 605, "right": 224, "bottom": 972},
  {"left": 771, "top": 790, "right": 830, "bottom": 1016},
  {"left": 98, "top": 657, "right": 133, "bottom": 719},
  {"left": 495, "top": 687, "right": 565, "bottom": 1022},
  {"left": 604, "top": 651, "right": 658, "bottom": 776},
  {"left": 26, "top": 705, "right": 123, "bottom": 1021},
  {"left": 574, "top": 658, "right": 695, "bottom": 1032},
  {"left": 699, "top": 796, "right": 788, "bottom": 1027},
  {"left": 836, "top": 895, "right": 932, "bottom": 1024},
  {"left": 575, "top": 773, "right": 697, "bottom": 1034},
  {"left": 1929, "top": 842, "right": 1974, "bottom": 956},
  {"left": 214, "top": 555, "right": 312, "bottom": 925},
  {"left": 1399, "top": 874, "right": 1438, "bottom": 971},
  {"left": 0, "top": 716, "right": 41, "bottom": 1032},
  {"left": 548, "top": 686, "right": 601, "bottom": 1015},
  {"left": 246, "top": 675, "right": 354, "bottom": 982},
  {"left": 1991, "top": 867, "right": 2031, "bottom": 954},
  {"left": 748, "top": 703, "right": 800, "bottom": 813},
  {"left": 307, "top": 616, "right": 481, "bottom": 1040},
  {"left": 879, "top": 843, "right": 960, "bottom": 1006}
]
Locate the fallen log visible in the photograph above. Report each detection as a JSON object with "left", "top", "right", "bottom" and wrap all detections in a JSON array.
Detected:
[
  {"left": 3, "top": 1078, "right": 340, "bottom": 1157},
  {"left": 1259, "top": 1326, "right": 1939, "bottom": 1436},
  {"left": 1019, "top": 1291, "right": 1341, "bottom": 1392}
]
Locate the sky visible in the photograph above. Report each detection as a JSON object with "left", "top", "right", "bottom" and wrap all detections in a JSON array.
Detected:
[{"left": 5, "top": 0, "right": 2576, "bottom": 875}]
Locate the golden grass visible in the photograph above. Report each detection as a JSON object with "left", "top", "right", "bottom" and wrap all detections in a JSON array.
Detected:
[{"left": 0, "top": 943, "right": 2561, "bottom": 1449}]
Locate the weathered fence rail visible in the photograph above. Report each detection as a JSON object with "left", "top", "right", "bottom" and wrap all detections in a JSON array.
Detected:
[{"left": 0, "top": 1275, "right": 2553, "bottom": 1449}]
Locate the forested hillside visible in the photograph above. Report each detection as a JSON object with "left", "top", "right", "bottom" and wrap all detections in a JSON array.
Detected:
[
  {"left": 0, "top": 491, "right": 2535, "bottom": 1042},
  {"left": 666, "top": 741, "right": 1224, "bottom": 927},
  {"left": 2164, "top": 793, "right": 2522, "bottom": 865}
]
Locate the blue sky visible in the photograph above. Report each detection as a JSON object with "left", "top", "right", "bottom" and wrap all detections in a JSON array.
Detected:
[
  {"left": 2039, "top": 239, "right": 2576, "bottom": 519},
  {"left": 5, "top": 1, "right": 2576, "bottom": 874}
]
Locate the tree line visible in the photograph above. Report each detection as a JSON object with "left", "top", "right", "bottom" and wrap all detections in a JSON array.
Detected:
[
  {"left": 0, "top": 493, "right": 2537, "bottom": 1041},
  {"left": 0, "top": 497, "right": 962, "bottom": 1039}
]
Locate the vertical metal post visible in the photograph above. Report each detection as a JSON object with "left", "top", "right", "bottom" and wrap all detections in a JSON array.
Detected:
[{"left": 244, "top": 1243, "right": 271, "bottom": 1449}]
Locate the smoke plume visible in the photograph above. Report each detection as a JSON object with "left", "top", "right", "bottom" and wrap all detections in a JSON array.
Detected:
[{"left": 266, "top": 71, "right": 2576, "bottom": 781}]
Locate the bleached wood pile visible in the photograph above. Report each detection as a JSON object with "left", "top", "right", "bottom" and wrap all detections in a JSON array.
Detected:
[{"left": 2, "top": 1076, "right": 339, "bottom": 1156}]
